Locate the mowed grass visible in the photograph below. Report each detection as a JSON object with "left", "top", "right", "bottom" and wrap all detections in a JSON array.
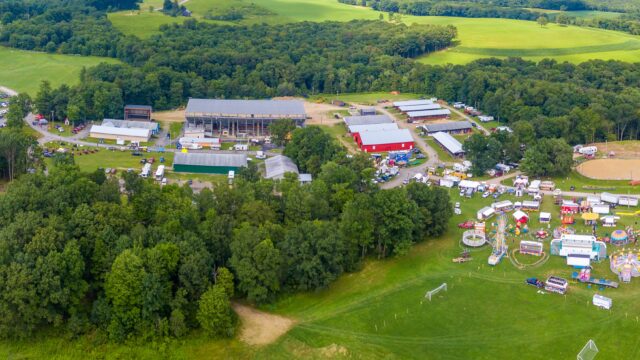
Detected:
[{"left": 0, "top": 46, "right": 119, "bottom": 95}]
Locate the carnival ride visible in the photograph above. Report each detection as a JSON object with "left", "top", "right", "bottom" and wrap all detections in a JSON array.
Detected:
[
  {"left": 610, "top": 249, "right": 640, "bottom": 283},
  {"left": 488, "top": 214, "right": 508, "bottom": 266}
]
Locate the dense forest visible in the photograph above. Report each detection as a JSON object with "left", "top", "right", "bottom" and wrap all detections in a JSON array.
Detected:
[{"left": 0, "top": 124, "right": 453, "bottom": 340}]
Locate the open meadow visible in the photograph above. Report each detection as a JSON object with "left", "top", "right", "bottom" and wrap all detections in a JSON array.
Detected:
[
  {"left": 0, "top": 46, "right": 119, "bottom": 95},
  {"left": 105, "top": 0, "right": 640, "bottom": 65}
]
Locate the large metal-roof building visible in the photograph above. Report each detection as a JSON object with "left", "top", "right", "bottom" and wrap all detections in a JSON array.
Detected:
[
  {"left": 102, "top": 119, "right": 160, "bottom": 135},
  {"left": 347, "top": 122, "right": 398, "bottom": 134},
  {"left": 343, "top": 115, "right": 393, "bottom": 127},
  {"left": 407, "top": 109, "right": 451, "bottom": 120},
  {"left": 89, "top": 125, "right": 151, "bottom": 142},
  {"left": 264, "top": 155, "right": 299, "bottom": 179},
  {"left": 421, "top": 121, "right": 473, "bottom": 135},
  {"left": 124, "top": 105, "right": 152, "bottom": 121},
  {"left": 431, "top": 131, "right": 464, "bottom": 157},
  {"left": 185, "top": 99, "right": 306, "bottom": 137},
  {"left": 398, "top": 104, "right": 441, "bottom": 113},
  {"left": 354, "top": 129, "right": 414, "bottom": 152},
  {"left": 392, "top": 99, "right": 433, "bottom": 107},
  {"left": 173, "top": 153, "right": 247, "bottom": 174}
]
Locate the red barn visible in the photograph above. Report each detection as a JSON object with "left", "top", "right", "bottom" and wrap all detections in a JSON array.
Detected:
[{"left": 355, "top": 129, "right": 414, "bottom": 152}]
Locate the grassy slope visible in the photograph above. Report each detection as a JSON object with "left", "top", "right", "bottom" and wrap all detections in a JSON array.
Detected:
[{"left": 0, "top": 47, "right": 119, "bottom": 95}]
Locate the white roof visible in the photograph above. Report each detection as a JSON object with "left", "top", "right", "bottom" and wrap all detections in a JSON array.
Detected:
[
  {"left": 513, "top": 210, "right": 529, "bottom": 220},
  {"left": 90, "top": 125, "right": 150, "bottom": 138},
  {"left": 407, "top": 109, "right": 451, "bottom": 118},
  {"left": 540, "top": 212, "right": 551, "bottom": 219},
  {"left": 393, "top": 99, "right": 433, "bottom": 107},
  {"left": 431, "top": 132, "right": 463, "bottom": 154},
  {"left": 477, "top": 206, "right": 495, "bottom": 215},
  {"left": 185, "top": 99, "right": 306, "bottom": 117},
  {"left": 102, "top": 119, "right": 159, "bottom": 130},
  {"left": 264, "top": 155, "right": 299, "bottom": 179},
  {"left": 344, "top": 115, "right": 393, "bottom": 126},
  {"left": 567, "top": 254, "right": 591, "bottom": 267},
  {"left": 492, "top": 200, "right": 513, "bottom": 209},
  {"left": 459, "top": 180, "right": 480, "bottom": 189},
  {"left": 358, "top": 129, "right": 413, "bottom": 146},
  {"left": 398, "top": 104, "right": 441, "bottom": 112},
  {"left": 179, "top": 137, "right": 220, "bottom": 144},
  {"left": 348, "top": 123, "right": 398, "bottom": 133},
  {"left": 522, "top": 200, "right": 540, "bottom": 208}
]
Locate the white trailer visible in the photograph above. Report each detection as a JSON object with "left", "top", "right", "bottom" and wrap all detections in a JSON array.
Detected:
[
  {"left": 618, "top": 196, "right": 639, "bottom": 207},
  {"left": 155, "top": 165, "right": 165, "bottom": 181},
  {"left": 527, "top": 179, "right": 541, "bottom": 194},
  {"left": 140, "top": 163, "right": 152, "bottom": 178},
  {"left": 579, "top": 146, "right": 598, "bottom": 155},
  {"left": 592, "top": 294, "right": 612, "bottom": 310},
  {"left": 600, "top": 192, "right": 619, "bottom": 204}
]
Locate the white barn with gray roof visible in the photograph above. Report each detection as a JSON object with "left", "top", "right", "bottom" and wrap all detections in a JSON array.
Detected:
[{"left": 421, "top": 121, "right": 473, "bottom": 135}]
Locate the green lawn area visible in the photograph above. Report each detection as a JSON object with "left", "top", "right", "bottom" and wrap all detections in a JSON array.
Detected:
[
  {"left": 310, "top": 92, "right": 423, "bottom": 105},
  {"left": 317, "top": 123, "right": 358, "bottom": 153},
  {"left": 425, "top": 137, "right": 455, "bottom": 163},
  {"left": 477, "top": 120, "right": 502, "bottom": 131},
  {"left": 550, "top": 170, "right": 640, "bottom": 195},
  {"left": 107, "top": 11, "right": 190, "bottom": 38},
  {"left": 0, "top": 46, "right": 119, "bottom": 95}
]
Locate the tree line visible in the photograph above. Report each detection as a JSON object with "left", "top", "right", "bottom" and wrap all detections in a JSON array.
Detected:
[{"left": 0, "top": 126, "right": 453, "bottom": 340}]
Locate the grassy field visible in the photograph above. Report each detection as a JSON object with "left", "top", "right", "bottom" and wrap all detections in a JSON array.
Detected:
[
  {"left": 426, "top": 137, "right": 456, "bottom": 163},
  {"left": 0, "top": 46, "right": 119, "bottom": 95},
  {"left": 106, "top": 0, "right": 640, "bottom": 65},
  {"left": 311, "top": 92, "right": 422, "bottom": 105},
  {"left": 6, "top": 191, "right": 640, "bottom": 358}
]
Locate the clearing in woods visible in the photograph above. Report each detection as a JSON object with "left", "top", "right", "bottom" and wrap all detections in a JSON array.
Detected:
[{"left": 233, "top": 304, "right": 296, "bottom": 346}]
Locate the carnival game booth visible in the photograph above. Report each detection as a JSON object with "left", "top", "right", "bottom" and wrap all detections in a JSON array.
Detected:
[
  {"left": 581, "top": 212, "right": 599, "bottom": 226},
  {"left": 522, "top": 200, "right": 540, "bottom": 211},
  {"left": 601, "top": 215, "right": 620, "bottom": 227},
  {"left": 550, "top": 234, "right": 607, "bottom": 268},
  {"left": 520, "top": 240, "right": 544, "bottom": 256},
  {"left": 591, "top": 204, "right": 610, "bottom": 215},
  {"left": 492, "top": 200, "right": 514, "bottom": 213},
  {"left": 545, "top": 276, "right": 568, "bottom": 294},
  {"left": 539, "top": 212, "right": 551, "bottom": 224},
  {"left": 611, "top": 229, "right": 629, "bottom": 246},
  {"left": 477, "top": 206, "right": 496, "bottom": 221},
  {"left": 513, "top": 210, "right": 529, "bottom": 224},
  {"left": 561, "top": 200, "right": 580, "bottom": 214}
]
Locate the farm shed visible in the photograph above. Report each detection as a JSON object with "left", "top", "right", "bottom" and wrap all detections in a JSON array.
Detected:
[
  {"left": 185, "top": 99, "right": 306, "bottom": 137},
  {"left": 173, "top": 153, "right": 247, "bottom": 174},
  {"left": 102, "top": 119, "right": 160, "bottom": 135},
  {"left": 359, "top": 108, "right": 376, "bottom": 116},
  {"left": 343, "top": 114, "right": 393, "bottom": 127},
  {"left": 354, "top": 129, "right": 414, "bottom": 152},
  {"left": 431, "top": 132, "right": 464, "bottom": 157},
  {"left": 392, "top": 99, "right": 433, "bottom": 107},
  {"left": 422, "top": 121, "right": 472, "bottom": 136},
  {"left": 89, "top": 125, "right": 151, "bottom": 142},
  {"left": 124, "top": 105, "right": 152, "bottom": 121},
  {"left": 406, "top": 109, "right": 451, "bottom": 121},
  {"left": 264, "top": 155, "right": 299, "bottom": 180},
  {"left": 348, "top": 123, "right": 398, "bottom": 134},
  {"left": 398, "top": 104, "right": 441, "bottom": 112}
]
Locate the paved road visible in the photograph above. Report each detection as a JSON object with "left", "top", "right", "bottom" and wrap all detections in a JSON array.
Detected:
[
  {"left": 375, "top": 105, "right": 441, "bottom": 189},
  {"left": 0, "top": 86, "right": 17, "bottom": 97}
]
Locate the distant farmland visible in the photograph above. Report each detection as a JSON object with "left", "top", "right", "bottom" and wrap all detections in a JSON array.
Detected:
[{"left": 0, "top": 46, "right": 119, "bottom": 95}]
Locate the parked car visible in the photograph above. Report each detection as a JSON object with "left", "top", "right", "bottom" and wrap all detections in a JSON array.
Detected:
[
  {"left": 526, "top": 278, "right": 544, "bottom": 288},
  {"left": 457, "top": 220, "right": 475, "bottom": 229},
  {"left": 482, "top": 191, "right": 490, "bottom": 198},
  {"left": 105, "top": 168, "right": 111, "bottom": 174}
]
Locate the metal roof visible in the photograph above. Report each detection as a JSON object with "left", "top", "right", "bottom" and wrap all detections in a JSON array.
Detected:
[
  {"left": 398, "top": 104, "right": 441, "bottom": 112},
  {"left": 185, "top": 99, "right": 306, "bottom": 117},
  {"left": 264, "top": 155, "right": 299, "bottom": 179},
  {"left": 174, "top": 153, "right": 247, "bottom": 167},
  {"left": 125, "top": 105, "right": 152, "bottom": 110},
  {"left": 90, "top": 125, "right": 150, "bottom": 138},
  {"left": 343, "top": 115, "right": 393, "bottom": 127},
  {"left": 407, "top": 109, "right": 451, "bottom": 118},
  {"left": 431, "top": 131, "right": 464, "bottom": 154},
  {"left": 393, "top": 99, "right": 433, "bottom": 107},
  {"left": 102, "top": 119, "right": 159, "bottom": 130},
  {"left": 348, "top": 123, "right": 398, "bottom": 133},
  {"left": 423, "top": 121, "right": 472, "bottom": 133},
  {"left": 178, "top": 137, "right": 220, "bottom": 144},
  {"left": 358, "top": 129, "right": 413, "bottom": 146}
]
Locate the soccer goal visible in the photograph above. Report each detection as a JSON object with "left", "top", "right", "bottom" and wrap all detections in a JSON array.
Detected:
[
  {"left": 425, "top": 283, "right": 447, "bottom": 301},
  {"left": 577, "top": 340, "right": 599, "bottom": 360}
]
